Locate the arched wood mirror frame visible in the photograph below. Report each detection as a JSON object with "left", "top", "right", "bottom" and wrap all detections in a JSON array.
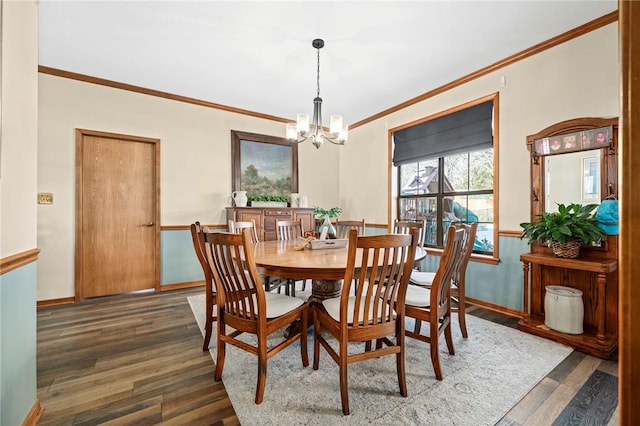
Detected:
[{"left": 526, "top": 117, "right": 618, "bottom": 259}]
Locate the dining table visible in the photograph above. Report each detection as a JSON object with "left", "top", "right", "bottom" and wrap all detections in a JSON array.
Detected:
[{"left": 252, "top": 238, "right": 427, "bottom": 303}]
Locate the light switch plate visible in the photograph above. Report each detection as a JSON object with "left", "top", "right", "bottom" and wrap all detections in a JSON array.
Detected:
[{"left": 38, "top": 193, "right": 53, "bottom": 204}]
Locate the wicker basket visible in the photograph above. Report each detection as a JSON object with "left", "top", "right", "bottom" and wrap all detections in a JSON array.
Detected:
[{"left": 551, "top": 240, "right": 581, "bottom": 258}]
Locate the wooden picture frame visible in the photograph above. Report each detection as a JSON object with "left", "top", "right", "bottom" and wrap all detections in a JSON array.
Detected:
[
  {"left": 231, "top": 130, "right": 298, "bottom": 195},
  {"left": 532, "top": 126, "right": 612, "bottom": 157}
]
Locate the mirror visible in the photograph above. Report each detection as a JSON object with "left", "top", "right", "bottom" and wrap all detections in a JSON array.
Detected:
[
  {"left": 526, "top": 117, "right": 618, "bottom": 254},
  {"left": 544, "top": 151, "right": 601, "bottom": 211}
]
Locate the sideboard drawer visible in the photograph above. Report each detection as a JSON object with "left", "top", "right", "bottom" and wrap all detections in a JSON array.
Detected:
[{"left": 264, "top": 209, "right": 293, "bottom": 217}]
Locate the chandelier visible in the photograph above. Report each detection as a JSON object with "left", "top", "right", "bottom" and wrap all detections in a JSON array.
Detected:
[{"left": 286, "top": 39, "right": 348, "bottom": 149}]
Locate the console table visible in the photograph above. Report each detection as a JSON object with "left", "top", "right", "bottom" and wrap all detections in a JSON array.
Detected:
[{"left": 518, "top": 252, "right": 618, "bottom": 359}]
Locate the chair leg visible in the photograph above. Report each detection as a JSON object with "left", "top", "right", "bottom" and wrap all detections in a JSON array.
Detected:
[
  {"left": 214, "top": 334, "right": 226, "bottom": 382},
  {"left": 458, "top": 293, "right": 468, "bottom": 338},
  {"left": 313, "top": 314, "right": 321, "bottom": 370},
  {"left": 444, "top": 321, "right": 455, "bottom": 355},
  {"left": 339, "top": 341, "right": 350, "bottom": 415},
  {"left": 255, "top": 342, "right": 268, "bottom": 404},
  {"left": 413, "top": 318, "right": 422, "bottom": 334},
  {"left": 430, "top": 322, "right": 443, "bottom": 380},
  {"left": 300, "top": 307, "right": 309, "bottom": 367},
  {"left": 203, "top": 309, "right": 213, "bottom": 351},
  {"left": 396, "top": 327, "right": 408, "bottom": 397}
]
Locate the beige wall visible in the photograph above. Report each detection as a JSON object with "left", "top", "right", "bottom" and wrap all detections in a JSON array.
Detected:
[
  {"left": 37, "top": 75, "right": 340, "bottom": 300},
  {"left": 342, "top": 23, "right": 619, "bottom": 231},
  {"left": 37, "top": 21, "right": 619, "bottom": 301},
  {"left": 1, "top": 0, "right": 38, "bottom": 258},
  {"left": 0, "top": 1, "right": 40, "bottom": 424}
]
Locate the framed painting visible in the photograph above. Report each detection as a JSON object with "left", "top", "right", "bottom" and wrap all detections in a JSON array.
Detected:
[{"left": 231, "top": 130, "right": 298, "bottom": 195}]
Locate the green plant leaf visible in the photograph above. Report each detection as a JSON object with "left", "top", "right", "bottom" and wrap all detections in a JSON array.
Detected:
[{"left": 519, "top": 202, "right": 606, "bottom": 245}]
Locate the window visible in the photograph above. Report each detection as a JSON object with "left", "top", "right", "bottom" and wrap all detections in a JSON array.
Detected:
[{"left": 393, "top": 98, "right": 496, "bottom": 256}]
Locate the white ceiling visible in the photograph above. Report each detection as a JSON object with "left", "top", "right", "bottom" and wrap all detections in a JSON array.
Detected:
[{"left": 38, "top": 1, "right": 618, "bottom": 126}]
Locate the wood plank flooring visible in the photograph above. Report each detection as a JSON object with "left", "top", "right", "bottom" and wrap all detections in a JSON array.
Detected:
[{"left": 36, "top": 288, "right": 618, "bottom": 425}]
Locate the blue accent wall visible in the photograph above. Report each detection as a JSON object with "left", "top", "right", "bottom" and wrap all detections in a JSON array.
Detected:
[
  {"left": 420, "top": 235, "right": 530, "bottom": 311},
  {"left": 1, "top": 263, "right": 37, "bottom": 426},
  {"left": 160, "top": 230, "right": 203, "bottom": 285}
]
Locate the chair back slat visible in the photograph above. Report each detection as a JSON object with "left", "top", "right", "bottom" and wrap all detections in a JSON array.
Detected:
[
  {"left": 276, "top": 220, "right": 303, "bottom": 241},
  {"left": 342, "top": 229, "right": 418, "bottom": 329},
  {"left": 229, "top": 219, "right": 260, "bottom": 243},
  {"left": 393, "top": 219, "right": 426, "bottom": 248},
  {"left": 430, "top": 225, "right": 466, "bottom": 317},
  {"left": 336, "top": 219, "right": 366, "bottom": 239},
  {"left": 453, "top": 222, "right": 478, "bottom": 285},
  {"left": 204, "top": 229, "right": 265, "bottom": 321},
  {"left": 190, "top": 221, "right": 219, "bottom": 350}
]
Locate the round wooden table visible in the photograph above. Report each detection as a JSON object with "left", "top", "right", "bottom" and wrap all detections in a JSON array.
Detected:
[{"left": 252, "top": 239, "right": 427, "bottom": 302}]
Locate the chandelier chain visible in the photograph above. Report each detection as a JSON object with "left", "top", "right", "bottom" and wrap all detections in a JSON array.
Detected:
[{"left": 316, "top": 47, "right": 321, "bottom": 99}]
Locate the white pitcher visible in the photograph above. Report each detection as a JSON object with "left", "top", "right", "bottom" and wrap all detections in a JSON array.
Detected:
[
  {"left": 290, "top": 193, "right": 300, "bottom": 207},
  {"left": 232, "top": 190, "right": 248, "bottom": 207}
]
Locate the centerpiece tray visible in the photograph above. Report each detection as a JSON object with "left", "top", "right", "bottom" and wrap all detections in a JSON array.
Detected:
[{"left": 297, "top": 237, "right": 348, "bottom": 250}]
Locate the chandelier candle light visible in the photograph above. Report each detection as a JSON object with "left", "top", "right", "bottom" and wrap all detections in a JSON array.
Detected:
[{"left": 286, "top": 39, "right": 348, "bottom": 149}]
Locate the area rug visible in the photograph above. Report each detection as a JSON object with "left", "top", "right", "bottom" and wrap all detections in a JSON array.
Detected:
[{"left": 188, "top": 293, "right": 572, "bottom": 425}]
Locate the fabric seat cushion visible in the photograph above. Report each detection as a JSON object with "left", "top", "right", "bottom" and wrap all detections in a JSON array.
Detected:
[
  {"left": 261, "top": 292, "right": 305, "bottom": 318},
  {"left": 322, "top": 292, "right": 395, "bottom": 325},
  {"left": 409, "top": 270, "right": 435, "bottom": 286},
  {"left": 404, "top": 284, "right": 431, "bottom": 307}
]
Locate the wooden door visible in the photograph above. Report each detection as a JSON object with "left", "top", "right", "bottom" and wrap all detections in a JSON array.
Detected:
[{"left": 75, "top": 129, "right": 160, "bottom": 300}]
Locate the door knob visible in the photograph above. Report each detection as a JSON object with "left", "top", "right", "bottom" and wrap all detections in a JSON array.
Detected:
[{"left": 140, "top": 222, "right": 154, "bottom": 227}]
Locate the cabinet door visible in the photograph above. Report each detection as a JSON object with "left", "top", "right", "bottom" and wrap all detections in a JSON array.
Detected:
[
  {"left": 293, "top": 209, "right": 315, "bottom": 234},
  {"left": 235, "top": 209, "right": 264, "bottom": 241},
  {"left": 263, "top": 209, "right": 293, "bottom": 241}
]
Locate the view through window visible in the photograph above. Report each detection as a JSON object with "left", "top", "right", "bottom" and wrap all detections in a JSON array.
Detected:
[
  {"left": 397, "top": 149, "right": 494, "bottom": 254},
  {"left": 393, "top": 98, "right": 496, "bottom": 256}
]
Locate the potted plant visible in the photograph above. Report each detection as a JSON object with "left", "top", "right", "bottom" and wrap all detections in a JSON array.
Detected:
[
  {"left": 313, "top": 206, "right": 343, "bottom": 220},
  {"left": 519, "top": 203, "right": 606, "bottom": 258},
  {"left": 248, "top": 194, "right": 289, "bottom": 207}
]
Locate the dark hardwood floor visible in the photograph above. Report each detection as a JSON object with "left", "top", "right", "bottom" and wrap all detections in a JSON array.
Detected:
[{"left": 36, "top": 288, "right": 618, "bottom": 425}]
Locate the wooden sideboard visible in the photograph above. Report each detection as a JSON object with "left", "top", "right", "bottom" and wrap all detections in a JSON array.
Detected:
[
  {"left": 518, "top": 251, "right": 618, "bottom": 359},
  {"left": 226, "top": 207, "right": 314, "bottom": 241}
]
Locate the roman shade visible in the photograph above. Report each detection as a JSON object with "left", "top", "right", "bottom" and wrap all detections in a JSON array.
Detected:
[{"left": 392, "top": 101, "right": 493, "bottom": 166}]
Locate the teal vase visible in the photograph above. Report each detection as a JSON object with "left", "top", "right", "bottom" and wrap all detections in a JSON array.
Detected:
[{"left": 321, "top": 215, "right": 337, "bottom": 239}]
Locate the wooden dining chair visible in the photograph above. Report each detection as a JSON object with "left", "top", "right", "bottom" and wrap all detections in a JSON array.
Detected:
[
  {"left": 228, "top": 219, "right": 259, "bottom": 243},
  {"left": 394, "top": 219, "right": 427, "bottom": 270},
  {"left": 402, "top": 225, "right": 466, "bottom": 380},
  {"left": 313, "top": 228, "right": 419, "bottom": 415},
  {"left": 190, "top": 221, "right": 217, "bottom": 351},
  {"left": 275, "top": 219, "right": 306, "bottom": 295},
  {"left": 409, "top": 221, "right": 478, "bottom": 338},
  {"left": 335, "top": 219, "right": 366, "bottom": 239},
  {"left": 204, "top": 228, "right": 309, "bottom": 404},
  {"left": 276, "top": 219, "right": 303, "bottom": 240}
]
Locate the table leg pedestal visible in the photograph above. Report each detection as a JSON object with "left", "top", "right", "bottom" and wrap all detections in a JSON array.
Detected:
[
  {"left": 284, "top": 279, "right": 343, "bottom": 338},
  {"left": 309, "top": 279, "right": 343, "bottom": 303}
]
